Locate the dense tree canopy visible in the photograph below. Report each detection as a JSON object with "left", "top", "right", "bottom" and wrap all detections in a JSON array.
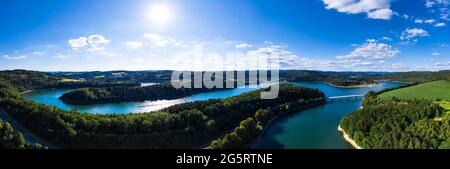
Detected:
[
  {"left": 368, "top": 70, "right": 450, "bottom": 83},
  {"left": 284, "top": 70, "right": 377, "bottom": 87},
  {"left": 0, "top": 119, "right": 42, "bottom": 149},
  {"left": 0, "top": 70, "right": 139, "bottom": 93},
  {"left": 59, "top": 83, "right": 227, "bottom": 105},
  {"left": 0, "top": 82, "right": 325, "bottom": 148},
  {"left": 341, "top": 95, "right": 450, "bottom": 149}
]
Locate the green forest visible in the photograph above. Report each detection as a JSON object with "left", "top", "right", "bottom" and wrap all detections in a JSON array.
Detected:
[
  {"left": 0, "top": 71, "right": 325, "bottom": 148},
  {"left": 284, "top": 70, "right": 377, "bottom": 87},
  {"left": 368, "top": 70, "right": 450, "bottom": 83},
  {"left": 0, "top": 118, "right": 42, "bottom": 149},
  {"left": 59, "top": 83, "right": 227, "bottom": 105},
  {"left": 0, "top": 70, "right": 139, "bottom": 93},
  {"left": 207, "top": 99, "right": 323, "bottom": 149},
  {"left": 5, "top": 69, "right": 450, "bottom": 149},
  {"left": 340, "top": 89, "right": 450, "bottom": 149}
]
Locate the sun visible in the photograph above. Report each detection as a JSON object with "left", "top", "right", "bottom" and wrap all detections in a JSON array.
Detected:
[{"left": 149, "top": 4, "right": 172, "bottom": 26}]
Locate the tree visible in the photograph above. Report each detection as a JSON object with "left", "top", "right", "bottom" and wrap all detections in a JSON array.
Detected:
[{"left": 12, "top": 133, "right": 25, "bottom": 149}]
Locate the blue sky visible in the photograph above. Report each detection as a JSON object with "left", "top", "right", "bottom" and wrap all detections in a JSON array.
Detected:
[{"left": 0, "top": 0, "right": 449, "bottom": 71}]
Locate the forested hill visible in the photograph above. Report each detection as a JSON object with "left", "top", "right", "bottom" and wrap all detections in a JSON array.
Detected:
[
  {"left": 340, "top": 81, "right": 450, "bottom": 149},
  {"left": 340, "top": 95, "right": 450, "bottom": 149},
  {"left": 367, "top": 70, "right": 450, "bottom": 83},
  {"left": 0, "top": 70, "right": 64, "bottom": 92},
  {"left": 0, "top": 83, "right": 325, "bottom": 148},
  {"left": 283, "top": 70, "right": 377, "bottom": 87},
  {"left": 52, "top": 70, "right": 382, "bottom": 87},
  {"left": 59, "top": 83, "right": 228, "bottom": 105},
  {"left": 0, "top": 70, "right": 139, "bottom": 93}
]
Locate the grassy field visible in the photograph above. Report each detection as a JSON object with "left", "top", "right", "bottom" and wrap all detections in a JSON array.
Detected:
[
  {"left": 59, "top": 78, "right": 84, "bottom": 82},
  {"left": 379, "top": 80, "right": 450, "bottom": 101}
]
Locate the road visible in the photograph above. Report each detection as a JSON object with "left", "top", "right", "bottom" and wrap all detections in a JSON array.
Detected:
[{"left": 0, "top": 108, "right": 55, "bottom": 148}]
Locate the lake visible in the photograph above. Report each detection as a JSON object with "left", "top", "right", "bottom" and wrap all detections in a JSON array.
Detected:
[
  {"left": 257, "top": 82, "right": 402, "bottom": 149},
  {"left": 22, "top": 81, "right": 401, "bottom": 149},
  {"left": 22, "top": 84, "right": 266, "bottom": 114}
]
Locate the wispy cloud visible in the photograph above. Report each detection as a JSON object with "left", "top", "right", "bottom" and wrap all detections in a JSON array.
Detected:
[
  {"left": 32, "top": 51, "right": 44, "bottom": 56},
  {"left": 322, "top": 0, "right": 395, "bottom": 20},
  {"left": 3, "top": 54, "right": 27, "bottom": 60},
  {"left": 335, "top": 39, "right": 399, "bottom": 70},
  {"left": 143, "top": 33, "right": 185, "bottom": 48},
  {"left": 125, "top": 41, "right": 143, "bottom": 49},
  {"left": 68, "top": 34, "right": 113, "bottom": 57},
  {"left": 435, "top": 22, "right": 446, "bottom": 27},
  {"left": 400, "top": 28, "right": 430, "bottom": 45},
  {"left": 235, "top": 43, "right": 253, "bottom": 49},
  {"left": 55, "top": 53, "right": 68, "bottom": 59},
  {"left": 68, "top": 37, "right": 88, "bottom": 49}
]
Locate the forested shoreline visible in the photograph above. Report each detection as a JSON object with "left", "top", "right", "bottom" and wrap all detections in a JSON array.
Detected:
[
  {"left": 207, "top": 101, "right": 324, "bottom": 149},
  {"left": 284, "top": 70, "right": 378, "bottom": 87},
  {"left": 0, "top": 70, "right": 139, "bottom": 93},
  {"left": 59, "top": 83, "right": 228, "bottom": 105},
  {"left": 368, "top": 70, "right": 450, "bottom": 83},
  {"left": 0, "top": 71, "right": 326, "bottom": 148},
  {"left": 340, "top": 91, "right": 450, "bottom": 149},
  {"left": 5, "top": 69, "right": 450, "bottom": 149},
  {"left": 58, "top": 70, "right": 379, "bottom": 105}
]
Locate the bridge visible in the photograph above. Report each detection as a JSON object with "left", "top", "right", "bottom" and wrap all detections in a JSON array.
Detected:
[{"left": 327, "top": 94, "right": 365, "bottom": 103}]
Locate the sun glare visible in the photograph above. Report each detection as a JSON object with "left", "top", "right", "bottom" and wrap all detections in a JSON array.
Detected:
[{"left": 149, "top": 4, "right": 172, "bottom": 26}]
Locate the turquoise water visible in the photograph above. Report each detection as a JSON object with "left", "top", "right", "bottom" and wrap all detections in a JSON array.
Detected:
[
  {"left": 22, "top": 84, "right": 264, "bottom": 114},
  {"left": 256, "top": 82, "right": 402, "bottom": 149},
  {"left": 23, "top": 82, "right": 401, "bottom": 149}
]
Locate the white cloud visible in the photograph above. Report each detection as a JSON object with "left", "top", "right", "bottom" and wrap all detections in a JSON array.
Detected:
[
  {"left": 424, "top": 0, "right": 450, "bottom": 21},
  {"left": 441, "top": 13, "right": 450, "bottom": 20},
  {"left": 381, "top": 37, "right": 392, "bottom": 41},
  {"left": 432, "top": 51, "right": 441, "bottom": 56},
  {"left": 68, "top": 37, "right": 88, "bottom": 49},
  {"left": 165, "top": 44, "right": 322, "bottom": 71},
  {"left": 87, "top": 35, "right": 110, "bottom": 47},
  {"left": 322, "top": 0, "right": 395, "bottom": 20},
  {"left": 68, "top": 34, "right": 109, "bottom": 50},
  {"left": 235, "top": 43, "right": 253, "bottom": 48},
  {"left": 414, "top": 19, "right": 424, "bottom": 23},
  {"left": 426, "top": 1, "right": 436, "bottom": 8},
  {"left": 400, "top": 28, "right": 430, "bottom": 40},
  {"left": 390, "top": 63, "right": 406, "bottom": 69},
  {"left": 426, "top": 0, "right": 450, "bottom": 8},
  {"left": 125, "top": 41, "right": 143, "bottom": 49},
  {"left": 67, "top": 34, "right": 113, "bottom": 56},
  {"left": 435, "top": 22, "right": 446, "bottom": 27},
  {"left": 55, "top": 53, "right": 68, "bottom": 59},
  {"left": 336, "top": 39, "right": 399, "bottom": 67},
  {"left": 3, "top": 55, "right": 27, "bottom": 60},
  {"left": 367, "top": 8, "right": 394, "bottom": 20},
  {"left": 424, "top": 19, "right": 436, "bottom": 23},
  {"left": 402, "top": 14, "right": 410, "bottom": 19},
  {"left": 144, "top": 33, "right": 183, "bottom": 47},
  {"left": 33, "top": 51, "right": 44, "bottom": 56},
  {"left": 434, "top": 61, "right": 450, "bottom": 70}
]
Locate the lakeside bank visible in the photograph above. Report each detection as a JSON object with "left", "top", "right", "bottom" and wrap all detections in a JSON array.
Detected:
[
  {"left": 338, "top": 125, "right": 362, "bottom": 149},
  {"left": 324, "top": 82, "right": 381, "bottom": 89}
]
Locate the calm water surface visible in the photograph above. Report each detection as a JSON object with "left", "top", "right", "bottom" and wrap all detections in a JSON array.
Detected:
[
  {"left": 256, "top": 82, "right": 401, "bottom": 149},
  {"left": 22, "top": 84, "right": 265, "bottom": 114}
]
